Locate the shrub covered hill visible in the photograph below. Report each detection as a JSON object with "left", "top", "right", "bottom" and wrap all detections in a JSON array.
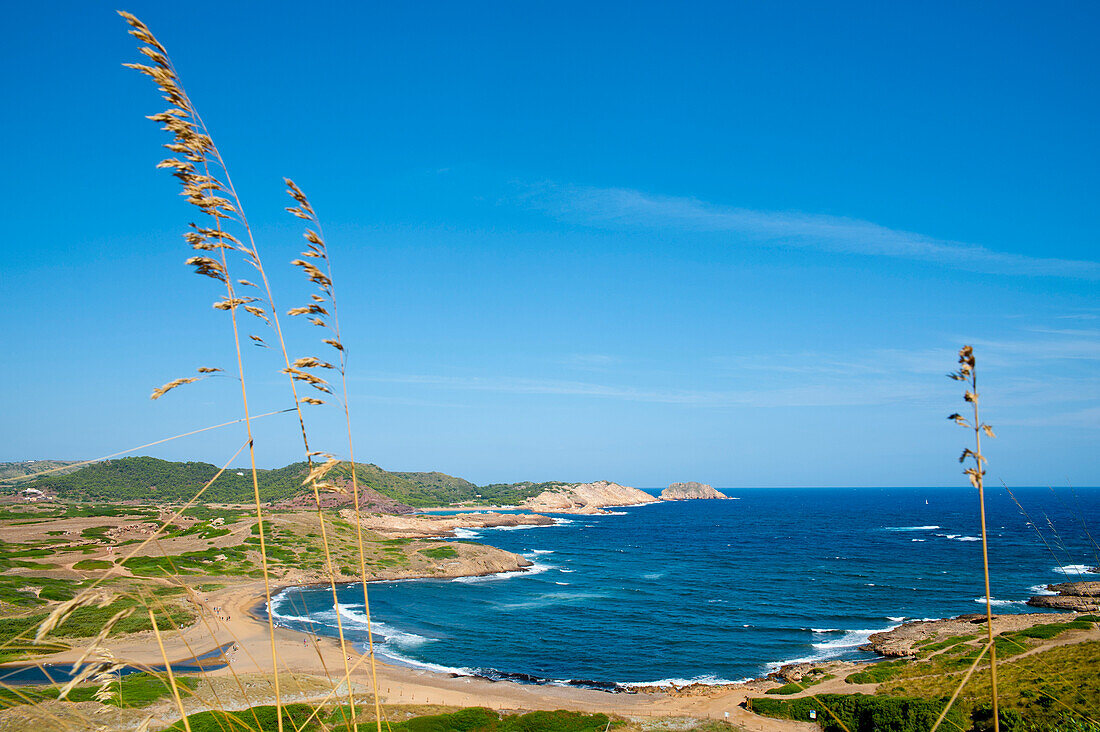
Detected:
[{"left": 11, "top": 456, "right": 561, "bottom": 508}]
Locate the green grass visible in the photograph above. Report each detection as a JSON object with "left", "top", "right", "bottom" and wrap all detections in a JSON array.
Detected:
[
  {"left": 80, "top": 525, "right": 112, "bottom": 542},
  {"left": 420, "top": 546, "right": 459, "bottom": 560},
  {"left": 1010, "top": 620, "right": 1092, "bottom": 640},
  {"left": 72, "top": 559, "right": 114, "bottom": 570},
  {"left": 0, "top": 576, "right": 85, "bottom": 607},
  {"left": 121, "top": 545, "right": 253, "bottom": 576},
  {"left": 0, "top": 596, "right": 193, "bottom": 639},
  {"left": 879, "top": 640, "right": 1100, "bottom": 730},
  {"left": 169, "top": 521, "right": 232, "bottom": 539},
  {"left": 0, "top": 639, "right": 68, "bottom": 664},
  {"left": 919, "top": 633, "right": 978, "bottom": 653},
  {"left": 0, "top": 672, "right": 196, "bottom": 709},
  {"left": 766, "top": 673, "right": 834, "bottom": 695},
  {"left": 166, "top": 706, "right": 613, "bottom": 732},
  {"left": 845, "top": 659, "right": 909, "bottom": 684},
  {"left": 749, "top": 693, "right": 965, "bottom": 732}
]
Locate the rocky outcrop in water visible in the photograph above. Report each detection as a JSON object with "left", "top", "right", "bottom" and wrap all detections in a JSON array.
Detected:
[
  {"left": 521, "top": 481, "right": 656, "bottom": 514},
  {"left": 660, "top": 482, "right": 729, "bottom": 500},
  {"left": 1028, "top": 581, "right": 1100, "bottom": 611}
]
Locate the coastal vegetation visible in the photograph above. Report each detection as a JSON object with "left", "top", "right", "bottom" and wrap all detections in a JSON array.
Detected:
[
  {"left": 5, "top": 456, "right": 559, "bottom": 507},
  {"left": 748, "top": 694, "right": 967, "bottom": 732},
  {"left": 0, "top": 672, "right": 197, "bottom": 710},
  {"left": 750, "top": 616, "right": 1100, "bottom": 730},
  {"left": 164, "top": 706, "right": 623, "bottom": 732}
]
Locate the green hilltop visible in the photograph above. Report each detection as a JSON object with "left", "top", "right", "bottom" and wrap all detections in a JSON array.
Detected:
[
  {"left": 0, "top": 460, "right": 83, "bottom": 483},
  {"left": 7, "top": 456, "right": 557, "bottom": 508}
]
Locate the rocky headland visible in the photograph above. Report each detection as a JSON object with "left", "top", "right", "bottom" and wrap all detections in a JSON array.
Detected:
[
  {"left": 864, "top": 612, "right": 1080, "bottom": 657},
  {"left": 1028, "top": 581, "right": 1100, "bottom": 612},
  {"left": 660, "top": 481, "right": 729, "bottom": 500},
  {"left": 521, "top": 481, "right": 657, "bottom": 514},
  {"left": 341, "top": 510, "right": 556, "bottom": 538}
]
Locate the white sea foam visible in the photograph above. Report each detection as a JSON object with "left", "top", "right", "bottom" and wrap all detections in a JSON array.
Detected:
[
  {"left": 528, "top": 549, "right": 554, "bottom": 555},
  {"left": 497, "top": 591, "right": 607, "bottom": 611},
  {"left": 886, "top": 616, "right": 907, "bottom": 622},
  {"left": 810, "top": 628, "right": 883, "bottom": 651},
  {"left": 452, "top": 567, "right": 525, "bottom": 584},
  {"left": 451, "top": 528, "right": 482, "bottom": 540},
  {"left": 642, "top": 572, "right": 665, "bottom": 580},
  {"left": 553, "top": 518, "right": 575, "bottom": 525},
  {"left": 555, "top": 581, "right": 569, "bottom": 585},
  {"left": 558, "top": 568, "right": 575, "bottom": 573},
  {"left": 886, "top": 525, "right": 941, "bottom": 531},
  {"left": 768, "top": 621, "right": 901, "bottom": 670},
  {"left": 811, "top": 628, "right": 841, "bottom": 633},
  {"left": 620, "top": 674, "right": 750, "bottom": 687},
  {"left": 911, "top": 539, "right": 925, "bottom": 542},
  {"left": 335, "top": 604, "right": 434, "bottom": 648},
  {"left": 1029, "top": 584, "right": 1057, "bottom": 596},
  {"left": 934, "top": 533, "right": 981, "bottom": 542},
  {"left": 370, "top": 644, "right": 472, "bottom": 676},
  {"left": 974, "top": 597, "right": 1026, "bottom": 607},
  {"left": 1054, "top": 564, "right": 1096, "bottom": 575},
  {"left": 268, "top": 591, "right": 313, "bottom": 624}
]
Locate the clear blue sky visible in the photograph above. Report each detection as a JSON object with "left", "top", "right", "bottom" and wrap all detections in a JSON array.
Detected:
[{"left": 2, "top": 1, "right": 1097, "bottom": 487}]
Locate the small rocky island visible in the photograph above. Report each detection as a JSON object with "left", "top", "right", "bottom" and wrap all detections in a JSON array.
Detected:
[{"left": 660, "top": 481, "right": 729, "bottom": 500}]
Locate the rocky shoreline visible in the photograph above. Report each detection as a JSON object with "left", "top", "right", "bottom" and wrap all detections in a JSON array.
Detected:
[
  {"left": 1027, "top": 580, "right": 1100, "bottom": 612},
  {"left": 341, "top": 510, "right": 557, "bottom": 538}
]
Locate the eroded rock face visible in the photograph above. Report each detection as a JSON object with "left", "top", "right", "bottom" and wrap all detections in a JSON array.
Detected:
[
  {"left": 521, "top": 481, "right": 657, "bottom": 514},
  {"left": 1047, "top": 581, "right": 1100, "bottom": 597},
  {"left": 1027, "top": 580, "right": 1100, "bottom": 611},
  {"left": 1027, "top": 595, "right": 1100, "bottom": 611},
  {"left": 340, "top": 510, "right": 555, "bottom": 538},
  {"left": 660, "top": 482, "right": 729, "bottom": 500}
]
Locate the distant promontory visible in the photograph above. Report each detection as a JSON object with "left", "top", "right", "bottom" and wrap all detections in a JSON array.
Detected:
[{"left": 660, "top": 482, "right": 729, "bottom": 500}]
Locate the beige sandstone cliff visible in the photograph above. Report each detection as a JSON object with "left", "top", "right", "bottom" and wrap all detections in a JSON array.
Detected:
[
  {"left": 521, "top": 481, "right": 657, "bottom": 514},
  {"left": 338, "top": 510, "right": 555, "bottom": 538}
]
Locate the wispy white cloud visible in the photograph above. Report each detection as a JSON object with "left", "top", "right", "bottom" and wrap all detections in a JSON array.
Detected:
[
  {"left": 520, "top": 183, "right": 1100, "bottom": 279},
  {"left": 358, "top": 371, "right": 934, "bottom": 408},
  {"left": 561, "top": 353, "right": 620, "bottom": 369}
]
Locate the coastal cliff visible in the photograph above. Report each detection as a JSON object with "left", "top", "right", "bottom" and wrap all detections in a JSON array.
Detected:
[
  {"left": 1028, "top": 581, "right": 1100, "bottom": 611},
  {"left": 342, "top": 510, "right": 556, "bottom": 538},
  {"left": 521, "top": 481, "right": 657, "bottom": 514},
  {"left": 660, "top": 482, "right": 729, "bottom": 500}
]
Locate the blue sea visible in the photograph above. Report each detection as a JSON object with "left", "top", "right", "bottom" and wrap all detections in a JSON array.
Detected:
[{"left": 268, "top": 487, "right": 1100, "bottom": 688}]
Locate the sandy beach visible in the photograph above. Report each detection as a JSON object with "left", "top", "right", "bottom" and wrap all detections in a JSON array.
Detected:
[{"left": 24, "top": 579, "right": 812, "bottom": 731}]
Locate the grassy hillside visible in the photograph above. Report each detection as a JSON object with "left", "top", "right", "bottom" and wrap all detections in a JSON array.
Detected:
[
  {"left": 0, "top": 460, "right": 82, "bottom": 485},
  {"left": 8, "top": 457, "right": 559, "bottom": 507}
]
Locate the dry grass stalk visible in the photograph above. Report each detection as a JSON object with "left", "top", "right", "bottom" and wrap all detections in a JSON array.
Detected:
[
  {"left": 119, "top": 12, "right": 390, "bottom": 730},
  {"left": 948, "top": 345, "right": 1000, "bottom": 731},
  {"left": 285, "top": 178, "right": 385, "bottom": 732},
  {"left": 119, "top": 10, "right": 295, "bottom": 727}
]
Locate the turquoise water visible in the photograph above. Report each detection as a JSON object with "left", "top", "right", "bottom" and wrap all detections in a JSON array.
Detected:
[{"left": 269, "top": 487, "right": 1100, "bottom": 687}]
